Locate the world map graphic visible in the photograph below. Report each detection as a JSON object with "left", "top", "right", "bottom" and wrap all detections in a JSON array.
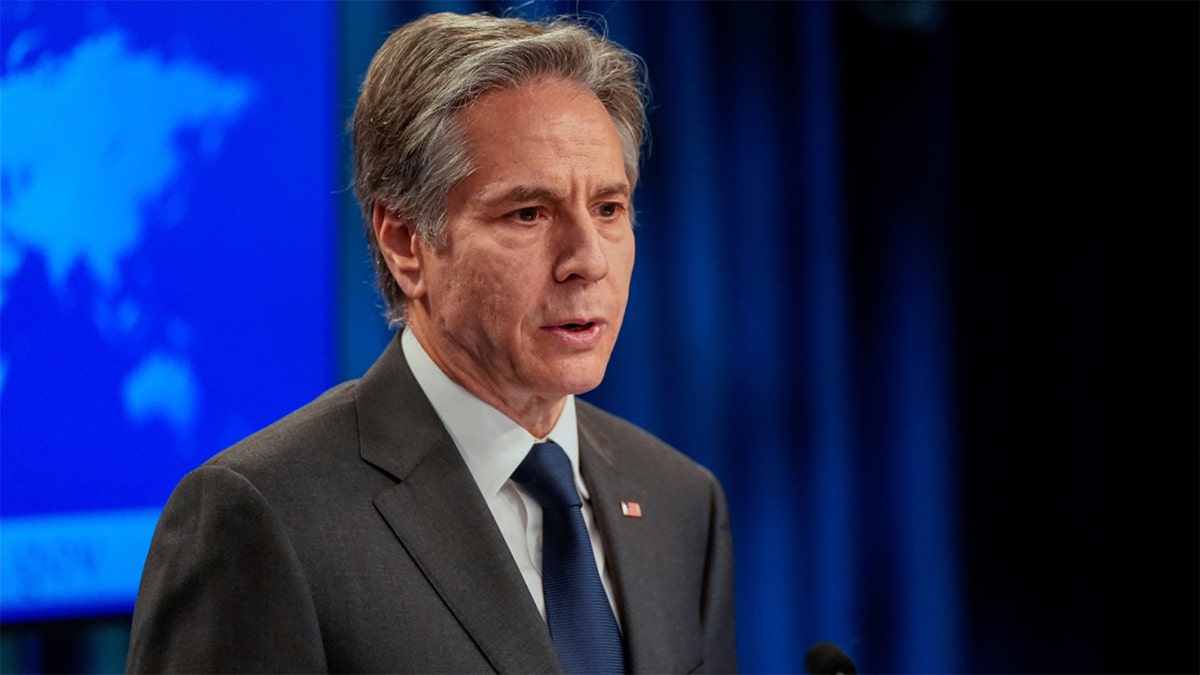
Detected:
[
  {"left": 0, "top": 2, "right": 335, "bottom": 621},
  {"left": 2, "top": 29, "right": 254, "bottom": 435}
]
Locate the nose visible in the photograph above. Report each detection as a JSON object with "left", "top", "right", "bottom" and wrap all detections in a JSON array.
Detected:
[{"left": 552, "top": 207, "right": 609, "bottom": 283}]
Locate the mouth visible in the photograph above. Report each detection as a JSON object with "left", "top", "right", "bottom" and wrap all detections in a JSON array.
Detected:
[
  {"left": 542, "top": 319, "right": 605, "bottom": 347},
  {"left": 558, "top": 321, "right": 596, "bottom": 332}
]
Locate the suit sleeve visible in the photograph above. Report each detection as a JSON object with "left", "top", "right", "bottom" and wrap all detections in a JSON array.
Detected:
[
  {"left": 702, "top": 475, "right": 739, "bottom": 674},
  {"left": 126, "top": 465, "right": 327, "bottom": 674}
]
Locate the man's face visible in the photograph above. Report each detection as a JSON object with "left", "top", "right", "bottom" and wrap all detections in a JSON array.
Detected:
[{"left": 399, "top": 77, "right": 635, "bottom": 426}]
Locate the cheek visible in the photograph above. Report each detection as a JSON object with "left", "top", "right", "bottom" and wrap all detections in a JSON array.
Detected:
[
  {"left": 448, "top": 263, "right": 536, "bottom": 333},
  {"left": 610, "top": 241, "right": 636, "bottom": 296}
]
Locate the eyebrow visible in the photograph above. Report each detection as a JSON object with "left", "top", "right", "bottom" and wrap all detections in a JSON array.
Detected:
[
  {"left": 499, "top": 186, "right": 559, "bottom": 205},
  {"left": 492, "top": 182, "right": 631, "bottom": 206},
  {"left": 594, "top": 183, "right": 631, "bottom": 200}
]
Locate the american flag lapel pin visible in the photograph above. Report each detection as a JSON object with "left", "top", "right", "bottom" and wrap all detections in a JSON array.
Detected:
[{"left": 620, "top": 501, "right": 642, "bottom": 518}]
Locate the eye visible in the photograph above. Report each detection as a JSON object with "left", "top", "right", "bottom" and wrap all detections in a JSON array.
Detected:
[
  {"left": 511, "top": 206, "right": 541, "bottom": 223},
  {"left": 595, "top": 202, "right": 623, "bottom": 219}
]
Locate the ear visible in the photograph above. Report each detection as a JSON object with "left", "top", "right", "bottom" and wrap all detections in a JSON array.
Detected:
[{"left": 373, "top": 202, "right": 427, "bottom": 300}]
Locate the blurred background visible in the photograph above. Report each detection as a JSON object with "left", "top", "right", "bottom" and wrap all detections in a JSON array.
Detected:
[{"left": 1, "top": 1, "right": 1194, "bottom": 672}]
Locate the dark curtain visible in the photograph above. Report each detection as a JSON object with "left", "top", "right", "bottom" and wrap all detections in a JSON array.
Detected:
[{"left": 335, "top": 1, "right": 1194, "bottom": 673}]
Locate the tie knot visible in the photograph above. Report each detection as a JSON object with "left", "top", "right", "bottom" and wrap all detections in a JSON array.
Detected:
[{"left": 512, "top": 441, "right": 582, "bottom": 510}]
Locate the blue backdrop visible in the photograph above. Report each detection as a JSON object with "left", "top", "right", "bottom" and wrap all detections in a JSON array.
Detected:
[
  {"left": 1, "top": 0, "right": 335, "bottom": 626},
  {"left": 1, "top": 1, "right": 1193, "bottom": 673}
]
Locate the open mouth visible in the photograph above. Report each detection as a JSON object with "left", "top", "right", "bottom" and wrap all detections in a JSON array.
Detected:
[{"left": 559, "top": 322, "right": 596, "bottom": 332}]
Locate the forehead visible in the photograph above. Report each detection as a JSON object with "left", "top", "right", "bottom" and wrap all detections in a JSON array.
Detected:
[{"left": 454, "top": 78, "right": 626, "bottom": 180}]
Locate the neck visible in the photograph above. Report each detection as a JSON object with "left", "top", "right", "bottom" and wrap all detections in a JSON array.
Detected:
[{"left": 406, "top": 322, "right": 567, "bottom": 438}]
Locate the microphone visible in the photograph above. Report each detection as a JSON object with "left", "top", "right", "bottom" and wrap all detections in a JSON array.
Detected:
[{"left": 804, "top": 641, "right": 857, "bottom": 675}]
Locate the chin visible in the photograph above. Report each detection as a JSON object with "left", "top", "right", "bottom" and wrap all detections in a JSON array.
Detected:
[{"left": 545, "top": 364, "right": 609, "bottom": 397}]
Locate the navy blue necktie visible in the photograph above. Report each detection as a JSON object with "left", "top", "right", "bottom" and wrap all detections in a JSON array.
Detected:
[{"left": 512, "top": 442, "right": 625, "bottom": 674}]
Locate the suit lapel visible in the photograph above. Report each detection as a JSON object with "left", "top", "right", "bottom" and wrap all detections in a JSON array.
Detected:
[
  {"left": 355, "top": 337, "right": 561, "bottom": 674},
  {"left": 579, "top": 412, "right": 701, "bottom": 674}
]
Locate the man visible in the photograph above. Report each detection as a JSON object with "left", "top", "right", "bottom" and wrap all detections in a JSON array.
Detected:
[{"left": 126, "top": 12, "right": 737, "bottom": 674}]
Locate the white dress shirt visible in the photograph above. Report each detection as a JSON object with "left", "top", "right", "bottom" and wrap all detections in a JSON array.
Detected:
[{"left": 401, "top": 328, "right": 619, "bottom": 623}]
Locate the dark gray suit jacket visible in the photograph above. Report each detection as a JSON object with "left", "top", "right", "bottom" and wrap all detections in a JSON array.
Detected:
[{"left": 126, "top": 336, "right": 737, "bottom": 673}]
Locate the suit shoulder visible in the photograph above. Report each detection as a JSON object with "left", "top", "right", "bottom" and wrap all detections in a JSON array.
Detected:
[
  {"left": 576, "top": 398, "right": 718, "bottom": 486},
  {"left": 203, "top": 380, "right": 360, "bottom": 476},
  {"left": 575, "top": 397, "right": 668, "bottom": 449}
]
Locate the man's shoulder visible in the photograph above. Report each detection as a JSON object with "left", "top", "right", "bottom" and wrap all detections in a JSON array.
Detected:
[
  {"left": 576, "top": 398, "right": 717, "bottom": 485},
  {"left": 203, "top": 379, "right": 362, "bottom": 475},
  {"left": 575, "top": 397, "right": 665, "bottom": 447}
]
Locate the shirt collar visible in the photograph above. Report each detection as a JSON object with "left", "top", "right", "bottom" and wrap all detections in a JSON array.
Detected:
[{"left": 401, "top": 328, "right": 586, "bottom": 501}]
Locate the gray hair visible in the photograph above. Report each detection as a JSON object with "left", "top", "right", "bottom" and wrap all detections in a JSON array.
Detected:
[{"left": 352, "top": 12, "right": 650, "bottom": 327}]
